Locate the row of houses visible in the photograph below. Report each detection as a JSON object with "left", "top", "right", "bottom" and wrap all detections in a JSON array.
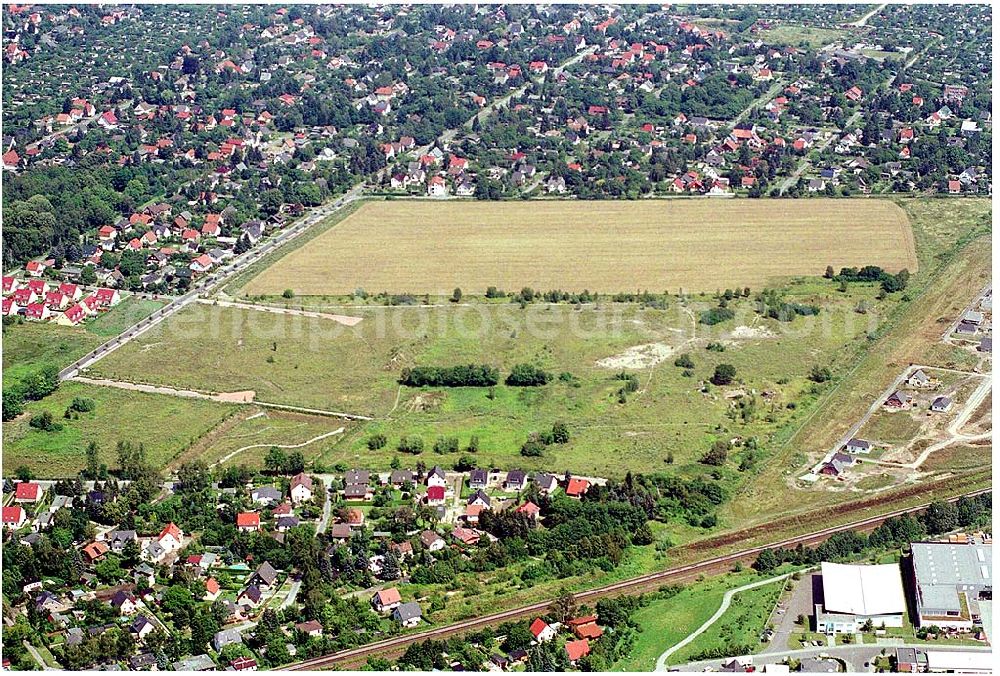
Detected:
[{"left": 2, "top": 277, "right": 121, "bottom": 325}]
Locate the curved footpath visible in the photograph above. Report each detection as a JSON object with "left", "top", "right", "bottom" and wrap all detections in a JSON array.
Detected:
[{"left": 654, "top": 573, "right": 791, "bottom": 671}]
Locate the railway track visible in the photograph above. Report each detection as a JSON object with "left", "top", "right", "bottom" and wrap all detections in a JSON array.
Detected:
[{"left": 283, "top": 488, "right": 990, "bottom": 670}]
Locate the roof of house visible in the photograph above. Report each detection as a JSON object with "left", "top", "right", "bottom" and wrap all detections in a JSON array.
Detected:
[
  {"left": 565, "top": 638, "right": 591, "bottom": 661},
  {"left": 15, "top": 482, "right": 41, "bottom": 501},
  {"left": 393, "top": 601, "right": 422, "bottom": 622},
  {"left": 911, "top": 542, "right": 992, "bottom": 613},
  {"left": 566, "top": 478, "right": 590, "bottom": 496},
  {"left": 290, "top": 473, "right": 313, "bottom": 491},
  {"left": 529, "top": 618, "right": 550, "bottom": 638},
  {"left": 820, "top": 562, "right": 906, "bottom": 616},
  {"left": 375, "top": 588, "right": 402, "bottom": 606},
  {"left": 252, "top": 561, "right": 278, "bottom": 586},
  {"left": 236, "top": 513, "right": 260, "bottom": 527}
]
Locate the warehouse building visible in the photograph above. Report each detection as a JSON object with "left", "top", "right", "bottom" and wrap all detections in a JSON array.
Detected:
[
  {"left": 814, "top": 562, "right": 907, "bottom": 633},
  {"left": 910, "top": 541, "right": 992, "bottom": 630}
]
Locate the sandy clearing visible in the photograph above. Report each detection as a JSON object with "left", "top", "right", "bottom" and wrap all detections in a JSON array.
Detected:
[{"left": 596, "top": 342, "right": 675, "bottom": 369}]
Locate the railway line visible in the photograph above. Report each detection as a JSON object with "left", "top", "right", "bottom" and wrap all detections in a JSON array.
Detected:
[{"left": 282, "top": 487, "right": 989, "bottom": 670}]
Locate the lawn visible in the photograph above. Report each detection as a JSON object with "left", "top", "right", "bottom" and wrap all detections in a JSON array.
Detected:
[
  {"left": 86, "top": 297, "right": 167, "bottom": 337},
  {"left": 239, "top": 199, "right": 916, "bottom": 296},
  {"left": 2, "top": 296, "right": 164, "bottom": 390},
  {"left": 171, "top": 407, "right": 354, "bottom": 470},
  {"left": 2, "top": 380, "right": 240, "bottom": 477},
  {"left": 611, "top": 569, "right": 786, "bottom": 671},
  {"left": 89, "top": 287, "right": 881, "bottom": 477},
  {"left": 668, "top": 576, "right": 784, "bottom": 665}
]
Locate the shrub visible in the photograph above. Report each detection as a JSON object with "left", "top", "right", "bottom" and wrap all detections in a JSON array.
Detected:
[
  {"left": 809, "top": 366, "right": 832, "bottom": 383},
  {"left": 506, "top": 363, "right": 552, "bottom": 387},
  {"left": 67, "top": 397, "right": 96, "bottom": 413},
  {"left": 710, "top": 364, "right": 737, "bottom": 386},
  {"left": 367, "top": 434, "right": 387, "bottom": 450},
  {"left": 674, "top": 353, "right": 695, "bottom": 369},
  {"left": 700, "top": 440, "right": 729, "bottom": 466},
  {"left": 433, "top": 436, "right": 459, "bottom": 454},
  {"left": 398, "top": 436, "right": 424, "bottom": 455},
  {"left": 699, "top": 307, "right": 735, "bottom": 325},
  {"left": 400, "top": 365, "right": 500, "bottom": 387},
  {"left": 29, "top": 410, "right": 63, "bottom": 432},
  {"left": 282, "top": 289, "right": 295, "bottom": 298},
  {"left": 706, "top": 341, "right": 726, "bottom": 352}
]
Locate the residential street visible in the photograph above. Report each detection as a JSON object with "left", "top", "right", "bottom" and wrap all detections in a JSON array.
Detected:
[{"left": 673, "top": 643, "right": 992, "bottom": 673}]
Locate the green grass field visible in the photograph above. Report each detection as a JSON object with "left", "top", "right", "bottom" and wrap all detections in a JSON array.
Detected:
[
  {"left": 2, "top": 296, "right": 165, "bottom": 390},
  {"left": 89, "top": 287, "right": 883, "bottom": 477},
  {"left": 172, "top": 407, "right": 354, "bottom": 470},
  {"left": 611, "top": 569, "right": 787, "bottom": 671},
  {"left": 2, "top": 381, "right": 240, "bottom": 476},
  {"left": 669, "top": 577, "right": 784, "bottom": 664},
  {"left": 756, "top": 25, "right": 847, "bottom": 49}
]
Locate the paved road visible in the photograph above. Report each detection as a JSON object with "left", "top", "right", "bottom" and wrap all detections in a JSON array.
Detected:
[
  {"left": 23, "top": 641, "right": 57, "bottom": 670},
  {"left": 655, "top": 573, "right": 792, "bottom": 670},
  {"left": 58, "top": 183, "right": 367, "bottom": 382},
  {"left": 850, "top": 3, "right": 888, "bottom": 27},
  {"left": 674, "top": 642, "right": 991, "bottom": 673},
  {"left": 763, "top": 571, "right": 820, "bottom": 654}
]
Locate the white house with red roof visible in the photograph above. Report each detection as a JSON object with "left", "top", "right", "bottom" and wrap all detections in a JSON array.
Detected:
[
  {"left": 58, "top": 283, "right": 82, "bottom": 301},
  {"left": 290, "top": 473, "right": 313, "bottom": 504},
  {"left": 2, "top": 276, "right": 17, "bottom": 294},
  {"left": 236, "top": 513, "right": 261, "bottom": 532},
  {"left": 530, "top": 618, "right": 556, "bottom": 642},
  {"left": 2, "top": 506, "right": 27, "bottom": 529},
  {"left": 157, "top": 522, "right": 183, "bottom": 552},
  {"left": 56, "top": 303, "right": 88, "bottom": 326},
  {"left": 98, "top": 110, "right": 119, "bottom": 130},
  {"left": 24, "top": 260, "right": 46, "bottom": 277},
  {"left": 190, "top": 254, "right": 214, "bottom": 274},
  {"left": 92, "top": 288, "right": 120, "bottom": 308},
  {"left": 14, "top": 482, "right": 43, "bottom": 503},
  {"left": 25, "top": 302, "right": 49, "bottom": 321}
]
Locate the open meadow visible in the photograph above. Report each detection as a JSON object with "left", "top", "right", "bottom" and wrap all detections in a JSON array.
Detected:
[
  {"left": 1, "top": 296, "right": 165, "bottom": 390},
  {"left": 90, "top": 284, "right": 886, "bottom": 478},
  {"left": 2, "top": 380, "right": 239, "bottom": 476},
  {"left": 172, "top": 407, "right": 355, "bottom": 470},
  {"left": 240, "top": 199, "right": 917, "bottom": 296}
]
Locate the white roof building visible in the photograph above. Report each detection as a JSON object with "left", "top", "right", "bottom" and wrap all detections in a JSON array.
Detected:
[{"left": 815, "top": 562, "right": 907, "bottom": 633}]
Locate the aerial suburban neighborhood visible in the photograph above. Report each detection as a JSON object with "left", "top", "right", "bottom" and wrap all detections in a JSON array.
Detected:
[{"left": 0, "top": 2, "right": 993, "bottom": 673}]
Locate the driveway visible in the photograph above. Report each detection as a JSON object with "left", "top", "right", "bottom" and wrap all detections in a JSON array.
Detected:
[{"left": 763, "top": 572, "right": 820, "bottom": 653}]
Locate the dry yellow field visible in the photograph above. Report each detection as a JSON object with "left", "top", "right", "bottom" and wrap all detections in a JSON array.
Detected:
[{"left": 243, "top": 199, "right": 917, "bottom": 295}]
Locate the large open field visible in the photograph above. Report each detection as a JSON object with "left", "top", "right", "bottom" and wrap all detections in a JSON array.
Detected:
[
  {"left": 3, "top": 381, "right": 239, "bottom": 476},
  {"left": 89, "top": 284, "right": 886, "bottom": 478},
  {"left": 240, "top": 199, "right": 917, "bottom": 296}
]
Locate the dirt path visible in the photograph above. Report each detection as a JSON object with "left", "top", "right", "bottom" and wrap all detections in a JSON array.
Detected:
[
  {"left": 197, "top": 298, "right": 364, "bottom": 326},
  {"left": 71, "top": 376, "right": 373, "bottom": 420},
  {"left": 873, "top": 375, "right": 992, "bottom": 470},
  {"left": 210, "top": 427, "right": 345, "bottom": 467}
]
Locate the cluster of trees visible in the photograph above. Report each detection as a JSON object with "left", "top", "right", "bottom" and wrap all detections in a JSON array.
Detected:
[
  {"left": 699, "top": 306, "right": 736, "bottom": 325},
  {"left": 519, "top": 421, "right": 570, "bottom": 457},
  {"left": 400, "top": 364, "right": 500, "bottom": 387},
  {"left": 506, "top": 363, "right": 552, "bottom": 387},
  {"left": 756, "top": 289, "right": 821, "bottom": 322},
  {"left": 2, "top": 362, "right": 60, "bottom": 421},
  {"left": 832, "top": 265, "right": 910, "bottom": 293},
  {"left": 753, "top": 494, "right": 991, "bottom": 573}
]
